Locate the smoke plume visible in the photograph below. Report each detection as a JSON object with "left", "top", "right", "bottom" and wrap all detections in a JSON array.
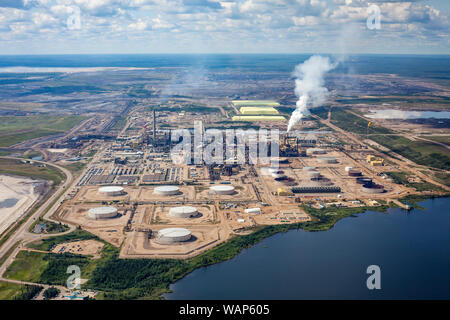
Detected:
[{"left": 287, "top": 55, "right": 336, "bottom": 132}]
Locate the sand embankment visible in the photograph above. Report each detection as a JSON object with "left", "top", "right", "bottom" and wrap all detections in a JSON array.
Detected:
[{"left": 0, "top": 175, "right": 39, "bottom": 235}]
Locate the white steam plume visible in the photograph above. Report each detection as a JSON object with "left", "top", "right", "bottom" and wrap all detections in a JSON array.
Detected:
[{"left": 287, "top": 55, "right": 336, "bottom": 132}]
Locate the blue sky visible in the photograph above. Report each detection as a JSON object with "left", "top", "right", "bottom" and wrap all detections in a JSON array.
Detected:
[{"left": 0, "top": 0, "right": 448, "bottom": 54}]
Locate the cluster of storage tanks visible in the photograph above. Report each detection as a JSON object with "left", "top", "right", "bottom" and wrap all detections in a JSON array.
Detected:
[
  {"left": 345, "top": 167, "right": 384, "bottom": 193},
  {"left": 302, "top": 166, "right": 333, "bottom": 187}
]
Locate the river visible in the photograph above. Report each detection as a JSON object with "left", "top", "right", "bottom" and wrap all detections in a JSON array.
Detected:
[{"left": 165, "top": 197, "right": 450, "bottom": 299}]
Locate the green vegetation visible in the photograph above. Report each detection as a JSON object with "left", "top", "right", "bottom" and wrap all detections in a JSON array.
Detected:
[
  {"left": 0, "top": 159, "right": 65, "bottom": 186},
  {"left": 330, "top": 109, "right": 392, "bottom": 134},
  {"left": 323, "top": 109, "right": 450, "bottom": 171},
  {"left": 62, "top": 161, "right": 87, "bottom": 175},
  {"left": 386, "top": 171, "right": 444, "bottom": 192},
  {"left": 0, "top": 115, "right": 86, "bottom": 147},
  {"left": 28, "top": 229, "right": 97, "bottom": 251},
  {"left": 43, "top": 287, "right": 60, "bottom": 300},
  {"left": 112, "top": 116, "right": 127, "bottom": 130},
  {"left": 4, "top": 251, "right": 50, "bottom": 283},
  {"left": 420, "top": 135, "right": 450, "bottom": 146},
  {"left": 13, "top": 284, "right": 43, "bottom": 300},
  {"left": 29, "top": 217, "right": 70, "bottom": 234},
  {"left": 299, "top": 204, "right": 393, "bottom": 232},
  {"left": 369, "top": 135, "right": 450, "bottom": 171},
  {"left": 1, "top": 200, "right": 427, "bottom": 300},
  {"left": 0, "top": 282, "right": 26, "bottom": 300},
  {"left": 335, "top": 96, "right": 450, "bottom": 109},
  {"left": 231, "top": 100, "right": 280, "bottom": 107}
]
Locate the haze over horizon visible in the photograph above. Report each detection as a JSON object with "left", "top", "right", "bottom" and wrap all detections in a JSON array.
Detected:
[{"left": 0, "top": 0, "right": 449, "bottom": 55}]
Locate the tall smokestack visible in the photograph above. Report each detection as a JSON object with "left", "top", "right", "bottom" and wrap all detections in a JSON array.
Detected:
[{"left": 153, "top": 109, "right": 156, "bottom": 146}]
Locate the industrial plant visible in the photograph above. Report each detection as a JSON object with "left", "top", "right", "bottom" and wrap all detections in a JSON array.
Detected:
[{"left": 44, "top": 98, "right": 410, "bottom": 260}]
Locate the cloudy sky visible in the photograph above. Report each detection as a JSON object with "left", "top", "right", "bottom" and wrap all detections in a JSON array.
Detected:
[{"left": 0, "top": 0, "right": 449, "bottom": 54}]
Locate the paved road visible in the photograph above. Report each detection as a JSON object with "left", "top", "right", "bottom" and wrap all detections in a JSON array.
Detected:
[{"left": 0, "top": 156, "right": 75, "bottom": 278}]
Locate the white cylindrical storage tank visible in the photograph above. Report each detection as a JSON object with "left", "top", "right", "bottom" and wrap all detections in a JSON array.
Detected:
[
  {"left": 317, "top": 157, "right": 338, "bottom": 164},
  {"left": 98, "top": 186, "right": 124, "bottom": 196},
  {"left": 169, "top": 206, "right": 198, "bottom": 218},
  {"left": 306, "top": 171, "right": 320, "bottom": 178},
  {"left": 154, "top": 186, "right": 180, "bottom": 196},
  {"left": 271, "top": 172, "right": 286, "bottom": 179},
  {"left": 210, "top": 185, "right": 235, "bottom": 195},
  {"left": 268, "top": 167, "right": 281, "bottom": 174},
  {"left": 245, "top": 207, "right": 261, "bottom": 214},
  {"left": 156, "top": 228, "right": 192, "bottom": 244},
  {"left": 87, "top": 206, "right": 118, "bottom": 220},
  {"left": 362, "top": 183, "right": 384, "bottom": 194},
  {"left": 306, "top": 148, "right": 326, "bottom": 155}
]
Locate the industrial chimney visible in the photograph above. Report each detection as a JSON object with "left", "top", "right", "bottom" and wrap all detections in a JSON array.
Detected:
[{"left": 153, "top": 109, "right": 156, "bottom": 147}]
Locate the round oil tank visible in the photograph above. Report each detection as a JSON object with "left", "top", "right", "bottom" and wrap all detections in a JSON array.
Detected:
[
  {"left": 356, "top": 178, "right": 372, "bottom": 184},
  {"left": 362, "top": 183, "right": 384, "bottom": 193},
  {"left": 156, "top": 228, "right": 192, "bottom": 244},
  {"left": 169, "top": 206, "right": 198, "bottom": 218},
  {"left": 268, "top": 167, "right": 281, "bottom": 173},
  {"left": 87, "top": 206, "right": 118, "bottom": 220},
  {"left": 271, "top": 172, "right": 286, "bottom": 179},
  {"left": 310, "top": 177, "right": 333, "bottom": 186},
  {"left": 306, "top": 148, "right": 326, "bottom": 155},
  {"left": 306, "top": 170, "right": 320, "bottom": 178},
  {"left": 154, "top": 186, "right": 180, "bottom": 196},
  {"left": 98, "top": 186, "right": 124, "bottom": 196},
  {"left": 348, "top": 169, "right": 362, "bottom": 177},
  {"left": 317, "top": 157, "right": 338, "bottom": 164},
  {"left": 210, "top": 185, "right": 235, "bottom": 195}
]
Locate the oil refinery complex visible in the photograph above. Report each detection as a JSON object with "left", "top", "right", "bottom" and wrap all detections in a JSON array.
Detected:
[{"left": 48, "top": 99, "right": 413, "bottom": 259}]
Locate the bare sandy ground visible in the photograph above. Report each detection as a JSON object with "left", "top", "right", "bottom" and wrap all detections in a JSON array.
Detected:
[{"left": 0, "top": 175, "right": 39, "bottom": 235}]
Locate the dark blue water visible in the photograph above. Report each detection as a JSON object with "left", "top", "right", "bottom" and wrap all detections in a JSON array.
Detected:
[
  {"left": 166, "top": 197, "right": 450, "bottom": 300},
  {"left": 0, "top": 54, "right": 449, "bottom": 78},
  {"left": 0, "top": 198, "right": 19, "bottom": 209}
]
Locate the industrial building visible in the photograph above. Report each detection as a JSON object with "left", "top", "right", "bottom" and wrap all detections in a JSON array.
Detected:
[
  {"left": 367, "top": 155, "right": 385, "bottom": 166},
  {"left": 169, "top": 206, "right": 199, "bottom": 218},
  {"left": 98, "top": 186, "right": 124, "bottom": 196},
  {"left": 87, "top": 206, "right": 119, "bottom": 220},
  {"left": 291, "top": 186, "right": 341, "bottom": 193},
  {"left": 155, "top": 228, "right": 192, "bottom": 244}
]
